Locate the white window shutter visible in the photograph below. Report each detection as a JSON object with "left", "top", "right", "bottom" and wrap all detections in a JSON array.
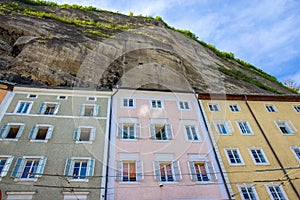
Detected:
[
  {"left": 287, "top": 120, "right": 297, "bottom": 133},
  {"left": 80, "top": 104, "right": 85, "bottom": 116},
  {"left": 226, "top": 121, "right": 234, "bottom": 133},
  {"left": 172, "top": 161, "right": 182, "bottom": 181},
  {"left": 115, "top": 161, "right": 122, "bottom": 181},
  {"left": 206, "top": 161, "right": 217, "bottom": 181},
  {"left": 94, "top": 104, "right": 99, "bottom": 116},
  {"left": 45, "top": 125, "right": 54, "bottom": 140},
  {"left": 16, "top": 124, "right": 24, "bottom": 139},
  {"left": 153, "top": 161, "right": 160, "bottom": 180},
  {"left": 90, "top": 128, "right": 96, "bottom": 141},
  {"left": 28, "top": 126, "right": 38, "bottom": 139},
  {"left": 188, "top": 161, "right": 197, "bottom": 181},
  {"left": 87, "top": 159, "right": 95, "bottom": 177},
  {"left": 36, "top": 157, "right": 47, "bottom": 177},
  {"left": 0, "top": 124, "right": 9, "bottom": 138},
  {"left": 135, "top": 123, "right": 141, "bottom": 138},
  {"left": 136, "top": 160, "right": 143, "bottom": 181},
  {"left": 166, "top": 124, "right": 173, "bottom": 139},
  {"left": 0, "top": 156, "right": 13, "bottom": 177},
  {"left": 150, "top": 124, "right": 156, "bottom": 139},
  {"left": 73, "top": 128, "right": 80, "bottom": 141},
  {"left": 54, "top": 103, "right": 60, "bottom": 114},
  {"left": 11, "top": 157, "right": 25, "bottom": 178},
  {"left": 39, "top": 103, "right": 46, "bottom": 114},
  {"left": 117, "top": 123, "right": 123, "bottom": 138}
]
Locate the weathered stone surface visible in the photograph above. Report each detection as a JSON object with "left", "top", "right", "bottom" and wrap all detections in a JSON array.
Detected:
[{"left": 0, "top": 0, "right": 294, "bottom": 94}]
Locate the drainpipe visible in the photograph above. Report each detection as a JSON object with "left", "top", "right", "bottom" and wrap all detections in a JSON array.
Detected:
[
  {"left": 104, "top": 87, "right": 119, "bottom": 200},
  {"left": 244, "top": 95, "right": 300, "bottom": 198},
  {"left": 194, "top": 93, "right": 232, "bottom": 200}
]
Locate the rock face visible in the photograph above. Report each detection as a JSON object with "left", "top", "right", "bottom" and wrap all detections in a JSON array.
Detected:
[{"left": 0, "top": 0, "right": 294, "bottom": 94}]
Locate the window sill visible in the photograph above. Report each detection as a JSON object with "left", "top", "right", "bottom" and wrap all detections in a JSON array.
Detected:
[
  {"left": 68, "top": 178, "right": 89, "bottom": 182},
  {"left": 158, "top": 181, "right": 179, "bottom": 184},
  {"left": 120, "top": 139, "right": 138, "bottom": 141},
  {"left": 30, "top": 139, "right": 48, "bottom": 143},
  {"left": 118, "top": 181, "right": 141, "bottom": 184},
  {"left": 14, "top": 178, "right": 38, "bottom": 182},
  {"left": 75, "top": 141, "right": 93, "bottom": 144},
  {"left": 0, "top": 138, "right": 18, "bottom": 142}
]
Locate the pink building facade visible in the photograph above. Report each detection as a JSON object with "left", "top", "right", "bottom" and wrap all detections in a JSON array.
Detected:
[{"left": 107, "top": 89, "right": 229, "bottom": 200}]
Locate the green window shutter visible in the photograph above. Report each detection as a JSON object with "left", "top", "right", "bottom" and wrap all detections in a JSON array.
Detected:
[
  {"left": 80, "top": 104, "right": 85, "bottom": 116},
  {"left": 90, "top": 128, "right": 96, "bottom": 141},
  {"left": 54, "top": 103, "right": 60, "bottom": 114},
  {"left": 0, "top": 124, "right": 9, "bottom": 138},
  {"left": 0, "top": 156, "right": 14, "bottom": 177},
  {"left": 36, "top": 157, "right": 47, "bottom": 177},
  {"left": 11, "top": 157, "right": 25, "bottom": 178},
  {"left": 16, "top": 124, "right": 24, "bottom": 139},
  {"left": 39, "top": 103, "right": 46, "bottom": 114},
  {"left": 73, "top": 128, "right": 80, "bottom": 141},
  {"left": 94, "top": 104, "right": 99, "bottom": 116},
  {"left": 64, "top": 158, "right": 74, "bottom": 177},
  {"left": 28, "top": 126, "right": 38, "bottom": 139},
  {"left": 45, "top": 126, "right": 54, "bottom": 140},
  {"left": 87, "top": 159, "right": 95, "bottom": 177}
]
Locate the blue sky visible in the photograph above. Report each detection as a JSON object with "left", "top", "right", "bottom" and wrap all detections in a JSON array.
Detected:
[{"left": 53, "top": 0, "right": 300, "bottom": 85}]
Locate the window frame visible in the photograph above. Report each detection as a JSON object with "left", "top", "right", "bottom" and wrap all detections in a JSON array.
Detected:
[
  {"left": 87, "top": 96, "right": 96, "bottom": 101},
  {"left": 188, "top": 160, "right": 216, "bottom": 182},
  {"left": 266, "top": 184, "right": 288, "bottom": 200},
  {"left": 73, "top": 126, "right": 96, "bottom": 143},
  {"left": 153, "top": 161, "right": 181, "bottom": 182},
  {"left": 150, "top": 124, "right": 173, "bottom": 141},
  {"left": 291, "top": 146, "right": 300, "bottom": 162},
  {"left": 116, "top": 160, "right": 143, "bottom": 182},
  {"left": 27, "top": 94, "right": 38, "bottom": 99},
  {"left": 213, "top": 120, "right": 233, "bottom": 135},
  {"left": 224, "top": 148, "right": 244, "bottom": 165},
  {"left": 118, "top": 123, "right": 140, "bottom": 140},
  {"left": 0, "top": 123, "right": 25, "bottom": 141},
  {"left": 274, "top": 120, "right": 296, "bottom": 135},
  {"left": 80, "top": 104, "right": 99, "bottom": 117},
  {"left": 238, "top": 184, "right": 259, "bottom": 200},
  {"left": 184, "top": 125, "right": 200, "bottom": 141},
  {"left": 0, "top": 155, "right": 14, "bottom": 180},
  {"left": 151, "top": 99, "right": 163, "bottom": 109},
  {"left": 265, "top": 104, "right": 277, "bottom": 112},
  {"left": 64, "top": 157, "right": 95, "bottom": 182},
  {"left": 123, "top": 98, "right": 135, "bottom": 108},
  {"left": 178, "top": 101, "right": 190, "bottom": 110},
  {"left": 14, "top": 101, "right": 33, "bottom": 114},
  {"left": 208, "top": 103, "right": 220, "bottom": 112},
  {"left": 28, "top": 124, "right": 54, "bottom": 142},
  {"left": 236, "top": 120, "right": 253, "bottom": 135},
  {"left": 38, "top": 102, "right": 60, "bottom": 115},
  {"left": 249, "top": 147, "right": 269, "bottom": 165},
  {"left": 6, "top": 192, "right": 36, "bottom": 200},
  {"left": 229, "top": 104, "right": 241, "bottom": 112},
  {"left": 57, "top": 95, "right": 68, "bottom": 100},
  {"left": 11, "top": 156, "right": 47, "bottom": 181},
  {"left": 293, "top": 105, "right": 300, "bottom": 112}
]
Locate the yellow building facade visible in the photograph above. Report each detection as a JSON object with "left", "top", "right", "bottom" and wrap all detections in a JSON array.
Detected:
[{"left": 198, "top": 94, "right": 300, "bottom": 200}]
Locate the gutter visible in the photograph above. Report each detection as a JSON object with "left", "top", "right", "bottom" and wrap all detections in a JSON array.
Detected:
[{"left": 244, "top": 95, "right": 300, "bottom": 198}]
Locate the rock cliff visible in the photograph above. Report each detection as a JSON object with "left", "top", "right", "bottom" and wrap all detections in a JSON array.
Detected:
[{"left": 0, "top": 0, "right": 295, "bottom": 94}]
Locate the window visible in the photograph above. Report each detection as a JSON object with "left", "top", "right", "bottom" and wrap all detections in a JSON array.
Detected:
[
  {"left": 0, "top": 156, "right": 13, "bottom": 179},
  {"left": 185, "top": 125, "right": 199, "bottom": 141},
  {"left": 62, "top": 192, "right": 89, "bottom": 200},
  {"left": 73, "top": 127, "right": 95, "bottom": 142},
  {"left": 213, "top": 120, "right": 233, "bottom": 135},
  {"left": 179, "top": 101, "right": 190, "bottom": 110},
  {"left": 188, "top": 161, "right": 216, "bottom": 182},
  {"left": 11, "top": 156, "right": 47, "bottom": 180},
  {"left": 14, "top": 101, "right": 32, "bottom": 114},
  {"left": 39, "top": 102, "right": 60, "bottom": 115},
  {"left": 249, "top": 148, "right": 268, "bottom": 164},
  {"left": 118, "top": 123, "right": 140, "bottom": 139},
  {"left": 293, "top": 105, "right": 300, "bottom": 112},
  {"left": 275, "top": 120, "right": 296, "bottom": 135},
  {"left": 27, "top": 94, "right": 37, "bottom": 99},
  {"left": 150, "top": 124, "right": 172, "bottom": 140},
  {"left": 116, "top": 160, "right": 143, "bottom": 182},
  {"left": 123, "top": 98, "right": 134, "bottom": 107},
  {"left": 229, "top": 104, "right": 240, "bottom": 112},
  {"left": 154, "top": 161, "right": 181, "bottom": 182},
  {"left": 6, "top": 192, "right": 36, "bottom": 200},
  {"left": 238, "top": 185, "right": 258, "bottom": 200},
  {"left": 267, "top": 185, "right": 287, "bottom": 200},
  {"left": 225, "top": 148, "right": 243, "bottom": 165},
  {"left": 151, "top": 100, "right": 162, "bottom": 108},
  {"left": 29, "top": 125, "right": 54, "bottom": 141},
  {"left": 58, "top": 95, "right": 67, "bottom": 100},
  {"left": 64, "top": 157, "right": 95, "bottom": 180},
  {"left": 208, "top": 103, "right": 220, "bottom": 111},
  {"left": 237, "top": 121, "right": 253, "bottom": 134},
  {"left": 266, "top": 104, "right": 277, "bottom": 112},
  {"left": 291, "top": 147, "right": 300, "bottom": 162},
  {"left": 0, "top": 123, "right": 24, "bottom": 140},
  {"left": 80, "top": 104, "right": 99, "bottom": 117},
  {"left": 87, "top": 97, "right": 96, "bottom": 101}
]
